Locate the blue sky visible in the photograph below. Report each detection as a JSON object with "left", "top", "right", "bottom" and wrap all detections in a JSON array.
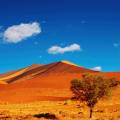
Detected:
[{"left": 0, "top": 0, "right": 120, "bottom": 73}]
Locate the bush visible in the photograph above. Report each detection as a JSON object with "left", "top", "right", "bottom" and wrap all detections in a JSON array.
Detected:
[{"left": 33, "top": 113, "right": 57, "bottom": 119}]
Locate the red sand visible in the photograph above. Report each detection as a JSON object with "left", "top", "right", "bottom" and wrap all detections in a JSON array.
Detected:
[{"left": 0, "top": 61, "right": 119, "bottom": 103}]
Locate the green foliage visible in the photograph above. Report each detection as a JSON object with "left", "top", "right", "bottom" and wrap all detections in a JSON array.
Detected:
[{"left": 71, "top": 74, "right": 120, "bottom": 118}]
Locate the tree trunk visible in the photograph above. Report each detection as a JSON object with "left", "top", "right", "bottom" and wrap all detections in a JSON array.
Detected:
[{"left": 89, "top": 107, "right": 93, "bottom": 118}]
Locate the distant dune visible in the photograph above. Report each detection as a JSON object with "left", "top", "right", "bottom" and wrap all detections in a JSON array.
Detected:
[{"left": 0, "top": 60, "right": 119, "bottom": 103}]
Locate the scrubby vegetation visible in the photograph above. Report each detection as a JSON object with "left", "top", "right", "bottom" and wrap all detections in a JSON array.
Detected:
[
  {"left": 71, "top": 74, "right": 120, "bottom": 118},
  {"left": 0, "top": 101, "right": 119, "bottom": 119}
]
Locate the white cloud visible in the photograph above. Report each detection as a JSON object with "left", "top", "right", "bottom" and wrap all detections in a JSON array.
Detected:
[
  {"left": 113, "top": 43, "right": 119, "bottom": 47},
  {"left": 48, "top": 43, "right": 81, "bottom": 54},
  {"left": 91, "top": 66, "right": 102, "bottom": 71},
  {"left": 3, "top": 22, "right": 41, "bottom": 43}
]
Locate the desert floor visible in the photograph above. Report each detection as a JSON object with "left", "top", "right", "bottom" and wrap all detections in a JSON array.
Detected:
[{"left": 0, "top": 99, "right": 120, "bottom": 120}]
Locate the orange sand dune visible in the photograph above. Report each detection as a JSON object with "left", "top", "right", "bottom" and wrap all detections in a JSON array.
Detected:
[{"left": 0, "top": 61, "right": 119, "bottom": 103}]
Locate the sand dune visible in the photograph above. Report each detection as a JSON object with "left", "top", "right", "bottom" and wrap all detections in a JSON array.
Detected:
[
  {"left": 0, "top": 60, "right": 119, "bottom": 103},
  {"left": 0, "top": 61, "right": 95, "bottom": 84}
]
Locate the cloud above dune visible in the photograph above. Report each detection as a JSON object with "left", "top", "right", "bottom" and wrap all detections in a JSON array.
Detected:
[
  {"left": 3, "top": 22, "right": 41, "bottom": 43},
  {"left": 91, "top": 66, "right": 102, "bottom": 71},
  {"left": 48, "top": 43, "right": 81, "bottom": 54}
]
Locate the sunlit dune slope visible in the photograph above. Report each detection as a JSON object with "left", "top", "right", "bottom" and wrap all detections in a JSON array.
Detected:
[
  {"left": 0, "top": 68, "right": 28, "bottom": 82},
  {"left": 0, "top": 64, "right": 42, "bottom": 83}
]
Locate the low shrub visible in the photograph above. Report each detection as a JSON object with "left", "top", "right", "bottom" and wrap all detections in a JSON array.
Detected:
[{"left": 33, "top": 113, "right": 57, "bottom": 119}]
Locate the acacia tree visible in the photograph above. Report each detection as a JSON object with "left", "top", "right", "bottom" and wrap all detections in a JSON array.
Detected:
[{"left": 71, "top": 74, "right": 120, "bottom": 118}]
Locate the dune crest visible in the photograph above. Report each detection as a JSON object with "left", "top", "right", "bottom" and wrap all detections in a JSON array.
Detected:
[{"left": 61, "top": 60, "right": 79, "bottom": 67}]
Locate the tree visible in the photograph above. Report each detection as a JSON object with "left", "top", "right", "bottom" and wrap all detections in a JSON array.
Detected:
[{"left": 71, "top": 74, "right": 120, "bottom": 118}]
